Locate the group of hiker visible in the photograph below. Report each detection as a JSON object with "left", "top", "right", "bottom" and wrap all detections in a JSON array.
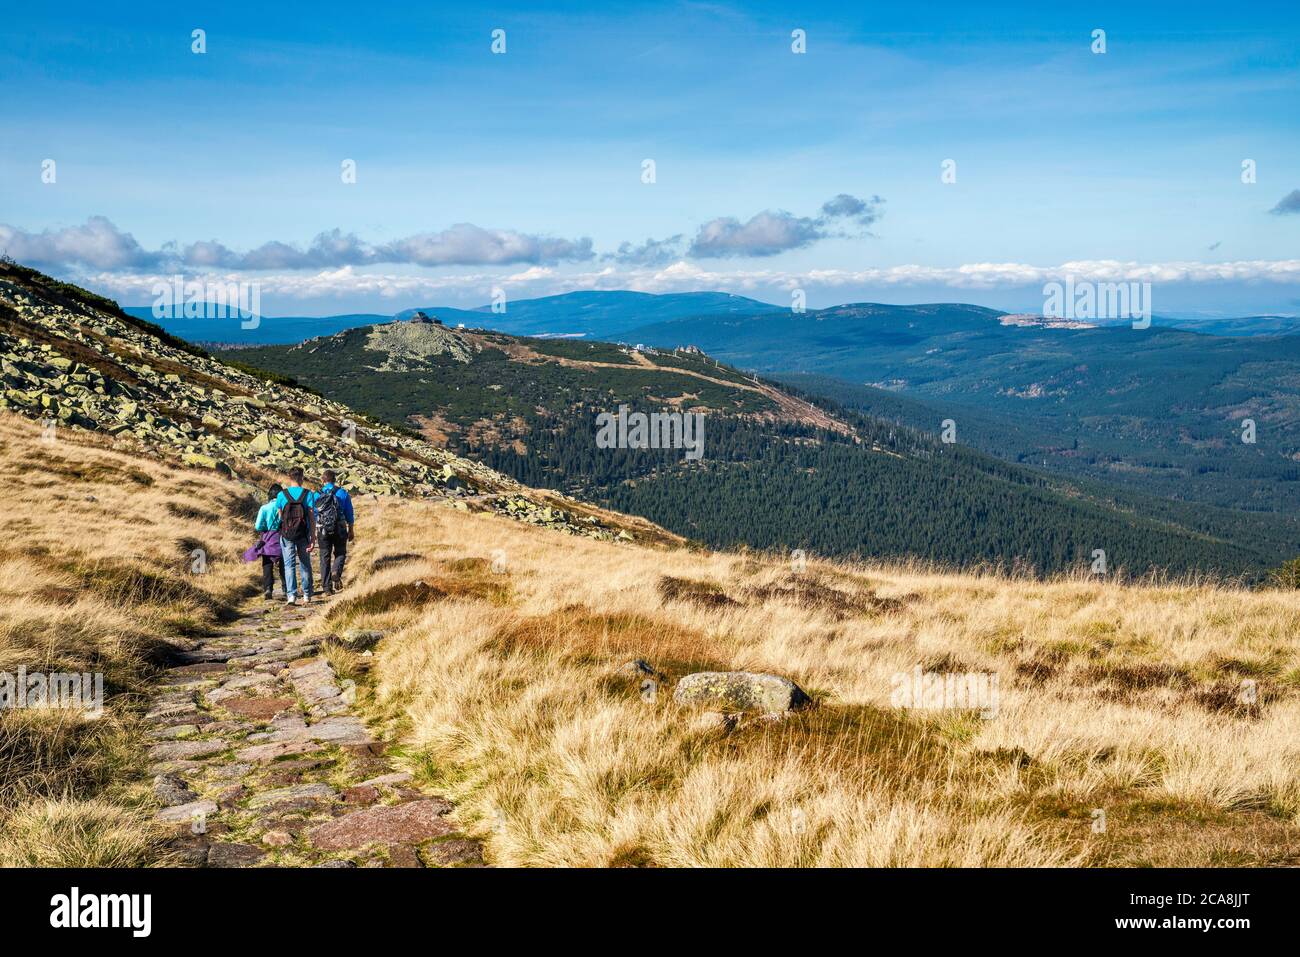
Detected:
[{"left": 245, "top": 467, "right": 355, "bottom": 604}]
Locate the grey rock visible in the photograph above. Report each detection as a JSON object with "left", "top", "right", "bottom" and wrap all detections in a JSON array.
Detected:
[
  {"left": 153, "top": 772, "right": 197, "bottom": 807},
  {"left": 148, "top": 760, "right": 205, "bottom": 776},
  {"left": 310, "top": 696, "right": 352, "bottom": 717},
  {"left": 207, "top": 842, "right": 265, "bottom": 868},
  {"left": 270, "top": 713, "right": 309, "bottom": 734},
  {"left": 246, "top": 783, "right": 338, "bottom": 809},
  {"left": 220, "top": 672, "right": 281, "bottom": 692},
  {"left": 305, "top": 716, "right": 373, "bottom": 745},
  {"left": 359, "top": 771, "right": 413, "bottom": 787},
  {"left": 149, "top": 724, "right": 198, "bottom": 740},
  {"left": 673, "top": 671, "right": 813, "bottom": 714},
  {"left": 326, "top": 629, "right": 383, "bottom": 651},
  {"left": 148, "top": 739, "right": 229, "bottom": 761},
  {"left": 175, "top": 647, "right": 236, "bottom": 664},
  {"left": 144, "top": 700, "right": 198, "bottom": 721},
  {"left": 155, "top": 799, "right": 217, "bottom": 824},
  {"left": 236, "top": 740, "right": 326, "bottom": 763},
  {"left": 207, "top": 762, "right": 253, "bottom": 781}
]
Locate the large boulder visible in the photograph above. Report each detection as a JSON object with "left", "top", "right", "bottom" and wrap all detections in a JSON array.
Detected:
[
  {"left": 246, "top": 430, "right": 280, "bottom": 454},
  {"left": 181, "top": 451, "right": 220, "bottom": 469},
  {"left": 673, "top": 671, "right": 812, "bottom": 714}
]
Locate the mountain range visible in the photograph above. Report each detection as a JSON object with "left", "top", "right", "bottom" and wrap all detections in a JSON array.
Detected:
[
  {"left": 128, "top": 290, "right": 1300, "bottom": 514},
  {"left": 128, "top": 291, "right": 1300, "bottom": 347},
  {"left": 625, "top": 302, "right": 1300, "bottom": 512},
  {"left": 221, "top": 316, "right": 1300, "bottom": 580},
  {"left": 125, "top": 291, "right": 785, "bottom": 346},
  {"left": 112, "top": 287, "right": 1300, "bottom": 575}
]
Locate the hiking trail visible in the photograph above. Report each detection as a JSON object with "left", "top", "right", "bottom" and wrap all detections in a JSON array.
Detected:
[{"left": 144, "top": 594, "right": 483, "bottom": 868}]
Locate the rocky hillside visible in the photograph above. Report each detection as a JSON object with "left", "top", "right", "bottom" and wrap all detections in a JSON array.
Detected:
[
  {"left": 0, "top": 262, "right": 667, "bottom": 545},
  {"left": 234, "top": 317, "right": 837, "bottom": 437},
  {"left": 364, "top": 317, "right": 483, "bottom": 369}
]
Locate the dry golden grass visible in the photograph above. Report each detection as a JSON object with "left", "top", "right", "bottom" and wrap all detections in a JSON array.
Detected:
[
  {"left": 4, "top": 405, "right": 1300, "bottom": 868},
  {"left": 316, "top": 497, "right": 1300, "bottom": 867},
  {"left": 0, "top": 412, "right": 260, "bottom": 865},
  {"left": 0, "top": 798, "right": 159, "bottom": 868}
]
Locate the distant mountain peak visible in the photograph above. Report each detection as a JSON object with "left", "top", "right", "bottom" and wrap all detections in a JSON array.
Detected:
[{"left": 365, "top": 320, "right": 481, "bottom": 369}]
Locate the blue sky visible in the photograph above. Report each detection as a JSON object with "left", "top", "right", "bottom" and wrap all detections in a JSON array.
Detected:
[{"left": 1, "top": 0, "right": 1298, "bottom": 316}]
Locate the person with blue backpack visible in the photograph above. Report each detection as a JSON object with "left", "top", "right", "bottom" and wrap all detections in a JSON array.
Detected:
[
  {"left": 315, "top": 469, "right": 354, "bottom": 594},
  {"left": 276, "top": 467, "right": 316, "bottom": 605}
]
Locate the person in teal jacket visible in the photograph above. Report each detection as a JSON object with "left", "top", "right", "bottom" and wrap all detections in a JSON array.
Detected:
[
  {"left": 255, "top": 486, "right": 282, "bottom": 533},
  {"left": 254, "top": 483, "right": 286, "bottom": 599}
]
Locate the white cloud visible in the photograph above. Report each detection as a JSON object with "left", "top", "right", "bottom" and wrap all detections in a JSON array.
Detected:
[
  {"left": 0, "top": 216, "right": 162, "bottom": 270},
  {"left": 376, "top": 224, "right": 594, "bottom": 267},
  {"left": 611, "top": 194, "right": 887, "bottom": 263},
  {"left": 0, "top": 218, "right": 595, "bottom": 271},
  {"left": 689, "top": 210, "right": 826, "bottom": 258},
  {"left": 607, "top": 234, "right": 686, "bottom": 266},
  {"left": 506, "top": 266, "right": 555, "bottom": 282},
  {"left": 81, "top": 258, "right": 1300, "bottom": 308}
]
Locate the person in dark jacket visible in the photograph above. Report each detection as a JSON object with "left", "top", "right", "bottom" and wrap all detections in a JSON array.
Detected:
[{"left": 315, "top": 469, "right": 355, "bottom": 594}]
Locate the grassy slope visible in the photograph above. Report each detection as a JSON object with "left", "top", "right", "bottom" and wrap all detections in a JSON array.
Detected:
[
  {"left": 4, "top": 408, "right": 1300, "bottom": 867},
  {"left": 310, "top": 496, "right": 1300, "bottom": 867},
  {"left": 0, "top": 413, "right": 260, "bottom": 866}
]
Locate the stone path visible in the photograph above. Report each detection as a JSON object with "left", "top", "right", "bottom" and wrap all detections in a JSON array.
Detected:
[{"left": 145, "top": 596, "right": 484, "bottom": 868}]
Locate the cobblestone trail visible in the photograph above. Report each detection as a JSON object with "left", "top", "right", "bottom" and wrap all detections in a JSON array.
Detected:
[{"left": 145, "top": 596, "right": 484, "bottom": 868}]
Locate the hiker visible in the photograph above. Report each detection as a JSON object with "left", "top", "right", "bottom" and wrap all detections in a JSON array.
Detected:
[
  {"left": 316, "top": 469, "right": 354, "bottom": 595},
  {"left": 250, "top": 482, "right": 287, "bottom": 599},
  {"left": 276, "top": 467, "right": 316, "bottom": 605}
]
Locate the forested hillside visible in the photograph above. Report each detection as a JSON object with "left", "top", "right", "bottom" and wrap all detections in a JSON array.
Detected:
[
  {"left": 626, "top": 303, "right": 1300, "bottom": 513},
  {"left": 226, "top": 322, "right": 1296, "bottom": 579}
]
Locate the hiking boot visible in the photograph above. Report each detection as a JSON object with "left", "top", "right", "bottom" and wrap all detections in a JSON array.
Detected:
[
  {"left": 284, "top": 597, "right": 296, "bottom": 606},
  {"left": 263, "top": 592, "right": 274, "bottom": 600}
]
